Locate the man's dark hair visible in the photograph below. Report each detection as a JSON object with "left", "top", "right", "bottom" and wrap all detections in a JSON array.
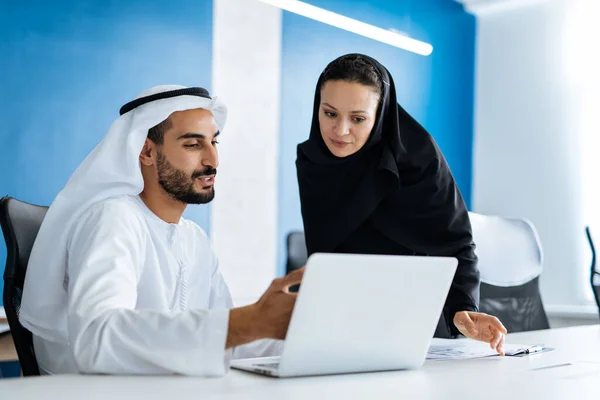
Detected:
[{"left": 147, "top": 118, "right": 172, "bottom": 145}]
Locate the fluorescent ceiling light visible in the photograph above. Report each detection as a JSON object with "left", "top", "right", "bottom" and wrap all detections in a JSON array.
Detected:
[{"left": 258, "top": 0, "right": 433, "bottom": 56}]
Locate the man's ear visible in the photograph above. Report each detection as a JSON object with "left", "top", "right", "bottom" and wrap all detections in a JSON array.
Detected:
[{"left": 140, "top": 139, "right": 156, "bottom": 166}]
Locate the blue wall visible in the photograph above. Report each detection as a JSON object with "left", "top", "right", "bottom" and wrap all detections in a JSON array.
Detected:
[
  {"left": 277, "top": 0, "right": 476, "bottom": 274},
  {"left": 0, "top": 0, "right": 214, "bottom": 305},
  {"left": 0, "top": 0, "right": 477, "bottom": 303}
]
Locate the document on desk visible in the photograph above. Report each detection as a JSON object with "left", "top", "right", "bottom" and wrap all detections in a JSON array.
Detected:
[{"left": 427, "top": 339, "right": 549, "bottom": 361}]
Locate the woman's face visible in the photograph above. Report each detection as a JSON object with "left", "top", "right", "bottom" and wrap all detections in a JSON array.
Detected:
[{"left": 318, "top": 80, "right": 379, "bottom": 158}]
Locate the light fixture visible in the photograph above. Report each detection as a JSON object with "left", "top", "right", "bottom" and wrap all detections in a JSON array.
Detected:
[{"left": 258, "top": 0, "right": 433, "bottom": 56}]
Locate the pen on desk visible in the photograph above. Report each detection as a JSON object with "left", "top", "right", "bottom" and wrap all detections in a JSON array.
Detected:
[{"left": 524, "top": 345, "right": 544, "bottom": 354}]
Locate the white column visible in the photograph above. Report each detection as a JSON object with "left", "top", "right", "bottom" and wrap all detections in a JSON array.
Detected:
[{"left": 211, "top": 0, "right": 282, "bottom": 306}]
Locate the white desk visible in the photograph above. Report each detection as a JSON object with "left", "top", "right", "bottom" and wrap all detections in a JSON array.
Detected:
[{"left": 1, "top": 325, "right": 599, "bottom": 399}]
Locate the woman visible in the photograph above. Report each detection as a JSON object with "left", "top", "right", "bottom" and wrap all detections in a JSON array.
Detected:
[{"left": 296, "top": 54, "right": 506, "bottom": 353}]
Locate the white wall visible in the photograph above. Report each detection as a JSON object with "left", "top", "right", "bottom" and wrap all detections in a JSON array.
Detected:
[
  {"left": 472, "top": 0, "right": 600, "bottom": 311},
  {"left": 211, "top": 0, "right": 282, "bottom": 305}
]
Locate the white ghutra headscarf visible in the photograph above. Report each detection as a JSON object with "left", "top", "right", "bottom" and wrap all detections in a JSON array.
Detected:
[{"left": 20, "top": 85, "right": 227, "bottom": 342}]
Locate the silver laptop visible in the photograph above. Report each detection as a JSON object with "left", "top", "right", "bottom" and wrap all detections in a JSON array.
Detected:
[{"left": 231, "top": 252, "right": 457, "bottom": 378}]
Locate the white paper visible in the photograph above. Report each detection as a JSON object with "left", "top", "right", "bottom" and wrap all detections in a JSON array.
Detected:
[
  {"left": 427, "top": 340, "right": 527, "bottom": 361},
  {"left": 0, "top": 323, "right": 9, "bottom": 334}
]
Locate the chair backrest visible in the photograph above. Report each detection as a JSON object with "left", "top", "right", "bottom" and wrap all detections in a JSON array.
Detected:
[
  {"left": 469, "top": 212, "right": 543, "bottom": 286},
  {"left": 0, "top": 197, "right": 48, "bottom": 376},
  {"left": 585, "top": 226, "right": 600, "bottom": 315},
  {"left": 469, "top": 212, "right": 550, "bottom": 332},
  {"left": 286, "top": 231, "right": 307, "bottom": 274}
]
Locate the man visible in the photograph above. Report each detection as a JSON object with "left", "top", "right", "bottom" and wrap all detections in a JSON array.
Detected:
[{"left": 20, "top": 85, "right": 302, "bottom": 376}]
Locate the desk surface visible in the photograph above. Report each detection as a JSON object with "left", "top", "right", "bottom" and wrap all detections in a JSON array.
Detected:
[{"left": 1, "top": 325, "right": 599, "bottom": 399}]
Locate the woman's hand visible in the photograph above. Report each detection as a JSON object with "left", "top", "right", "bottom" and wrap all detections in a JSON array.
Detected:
[{"left": 453, "top": 311, "right": 508, "bottom": 355}]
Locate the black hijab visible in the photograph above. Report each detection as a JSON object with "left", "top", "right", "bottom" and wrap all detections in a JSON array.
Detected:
[{"left": 296, "top": 54, "right": 480, "bottom": 335}]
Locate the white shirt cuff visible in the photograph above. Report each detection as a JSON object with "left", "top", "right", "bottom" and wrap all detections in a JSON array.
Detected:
[{"left": 199, "top": 308, "right": 230, "bottom": 376}]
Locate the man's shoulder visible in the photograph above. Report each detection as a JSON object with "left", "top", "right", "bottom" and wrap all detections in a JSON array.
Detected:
[
  {"left": 78, "top": 196, "right": 145, "bottom": 228},
  {"left": 65, "top": 196, "right": 147, "bottom": 253}
]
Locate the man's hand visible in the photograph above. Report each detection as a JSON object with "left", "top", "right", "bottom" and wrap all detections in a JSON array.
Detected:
[
  {"left": 226, "top": 267, "right": 305, "bottom": 348},
  {"left": 453, "top": 311, "right": 508, "bottom": 355},
  {"left": 253, "top": 267, "right": 305, "bottom": 340}
]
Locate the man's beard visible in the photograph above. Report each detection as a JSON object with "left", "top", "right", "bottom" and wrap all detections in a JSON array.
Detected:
[{"left": 156, "top": 151, "right": 216, "bottom": 204}]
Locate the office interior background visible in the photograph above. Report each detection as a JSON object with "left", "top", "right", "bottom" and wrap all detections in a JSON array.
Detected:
[{"left": 1, "top": 0, "right": 599, "bottom": 328}]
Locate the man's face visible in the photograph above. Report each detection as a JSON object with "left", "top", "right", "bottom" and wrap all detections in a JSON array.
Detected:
[{"left": 154, "top": 108, "right": 219, "bottom": 204}]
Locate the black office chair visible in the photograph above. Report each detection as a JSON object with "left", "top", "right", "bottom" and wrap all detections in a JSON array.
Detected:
[
  {"left": 585, "top": 226, "right": 600, "bottom": 318},
  {"left": 285, "top": 231, "right": 307, "bottom": 293},
  {"left": 0, "top": 196, "right": 48, "bottom": 376},
  {"left": 285, "top": 231, "right": 307, "bottom": 275},
  {"left": 469, "top": 212, "right": 550, "bottom": 332}
]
